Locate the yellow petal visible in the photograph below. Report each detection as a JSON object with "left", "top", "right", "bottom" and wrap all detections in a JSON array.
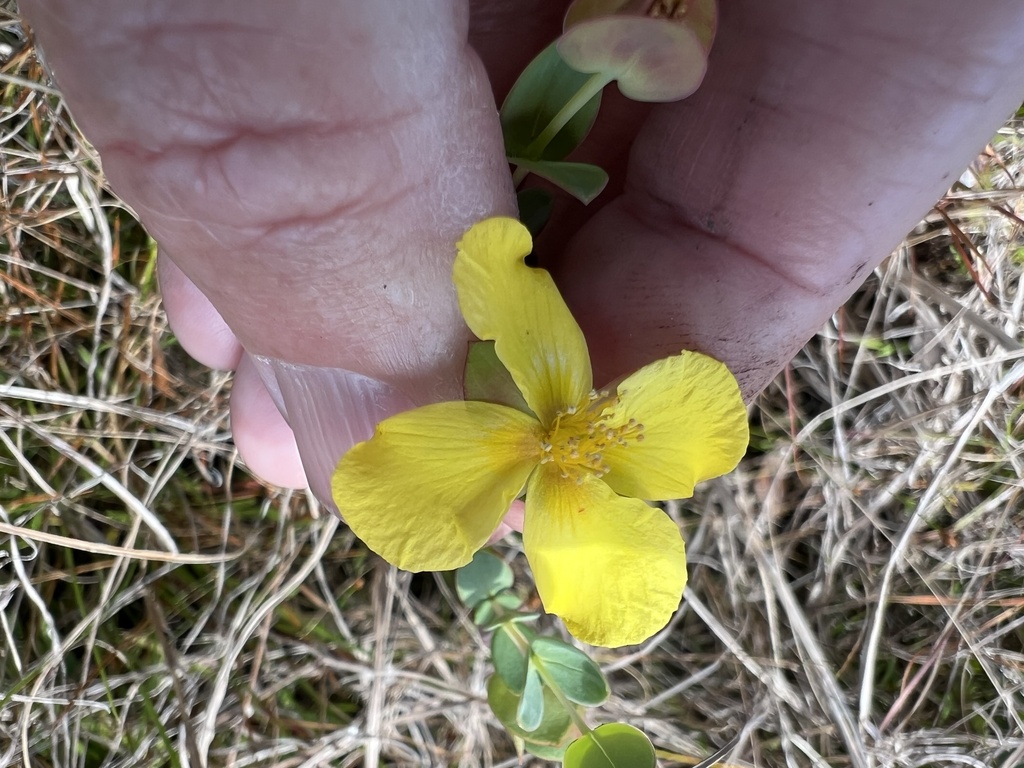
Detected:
[
  {"left": 523, "top": 463, "right": 687, "bottom": 647},
  {"left": 454, "top": 217, "right": 592, "bottom": 425},
  {"left": 600, "top": 351, "right": 748, "bottom": 500},
  {"left": 332, "top": 401, "right": 543, "bottom": 572}
]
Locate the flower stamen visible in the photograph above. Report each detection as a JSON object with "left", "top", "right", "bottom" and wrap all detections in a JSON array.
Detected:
[{"left": 540, "top": 391, "right": 646, "bottom": 480}]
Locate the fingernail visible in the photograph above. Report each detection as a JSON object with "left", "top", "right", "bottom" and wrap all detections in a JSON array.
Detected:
[{"left": 251, "top": 356, "right": 415, "bottom": 513}]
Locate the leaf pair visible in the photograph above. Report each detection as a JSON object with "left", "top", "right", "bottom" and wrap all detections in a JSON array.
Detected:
[
  {"left": 455, "top": 548, "right": 531, "bottom": 626},
  {"left": 493, "top": 630, "right": 609, "bottom": 709},
  {"left": 500, "top": 0, "right": 718, "bottom": 213},
  {"left": 456, "top": 547, "right": 658, "bottom": 766},
  {"left": 501, "top": 43, "right": 608, "bottom": 209},
  {"left": 488, "top": 624, "right": 609, "bottom": 760}
]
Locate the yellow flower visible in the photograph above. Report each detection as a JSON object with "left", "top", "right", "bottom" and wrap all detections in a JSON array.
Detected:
[{"left": 331, "top": 217, "right": 748, "bottom": 647}]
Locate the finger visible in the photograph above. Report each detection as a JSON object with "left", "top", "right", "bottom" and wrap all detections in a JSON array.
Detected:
[
  {"left": 22, "top": 0, "right": 513, "bottom": 393},
  {"left": 22, "top": 0, "right": 515, "bottom": 501},
  {"left": 469, "top": 0, "right": 567, "bottom": 100},
  {"left": 230, "top": 354, "right": 307, "bottom": 490},
  {"left": 486, "top": 499, "right": 526, "bottom": 544},
  {"left": 251, "top": 355, "right": 415, "bottom": 511},
  {"left": 552, "top": 0, "right": 1024, "bottom": 398},
  {"left": 157, "top": 252, "right": 242, "bottom": 370}
]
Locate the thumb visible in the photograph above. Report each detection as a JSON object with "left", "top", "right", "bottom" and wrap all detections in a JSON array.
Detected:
[
  {"left": 23, "top": 0, "right": 515, "bottom": 503},
  {"left": 244, "top": 354, "right": 416, "bottom": 510}
]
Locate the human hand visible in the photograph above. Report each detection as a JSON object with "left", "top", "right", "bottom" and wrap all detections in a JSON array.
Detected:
[{"left": 20, "top": 0, "right": 1024, "bottom": 511}]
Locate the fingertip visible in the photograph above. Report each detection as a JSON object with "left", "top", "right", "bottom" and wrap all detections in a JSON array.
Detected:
[
  {"left": 230, "top": 355, "right": 309, "bottom": 490},
  {"left": 504, "top": 499, "right": 526, "bottom": 532},
  {"left": 158, "top": 254, "right": 243, "bottom": 370},
  {"left": 253, "top": 357, "right": 416, "bottom": 513},
  {"left": 486, "top": 499, "right": 526, "bottom": 545}
]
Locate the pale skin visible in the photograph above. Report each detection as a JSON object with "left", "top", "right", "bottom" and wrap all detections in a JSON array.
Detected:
[{"left": 20, "top": 0, "right": 1024, "bottom": 512}]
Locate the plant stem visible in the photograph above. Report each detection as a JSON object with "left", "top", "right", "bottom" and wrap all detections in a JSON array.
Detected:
[
  {"left": 534, "top": 656, "right": 594, "bottom": 735},
  {"left": 512, "top": 71, "right": 613, "bottom": 188},
  {"left": 511, "top": 164, "right": 530, "bottom": 188},
  {"left": 505, "top": 623, "right": 593, "bottom": 736}
]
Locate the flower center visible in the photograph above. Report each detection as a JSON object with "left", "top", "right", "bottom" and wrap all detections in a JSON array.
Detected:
[{"left": 538, "top": 390, "right": 645, "bottom": 481}]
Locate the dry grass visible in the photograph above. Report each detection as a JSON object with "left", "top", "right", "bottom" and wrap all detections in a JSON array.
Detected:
[{"left": 3, "top": 5, "right": 1024, "bottom": 767}]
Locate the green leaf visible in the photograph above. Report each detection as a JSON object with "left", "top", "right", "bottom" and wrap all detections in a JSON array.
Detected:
[
  {"left": 517, "top": 662, "right": 545, "bottom": 732},
  {"left": 488, "top": 676, "right": 575, "bottom": 757},
  {"left": 563, "top": 723, "right": 656, "bottom": 768},
  {"left": 523, "top": 739, "right": 572, "bottom": 761},
  {"left": 455, "top": 550, "right": 513, "bottom": 610},
  {"left": 517, "top": 187, "right": 555, "bottom": 238},
  {"left": 530, "top": 637, "right": 609, "bottom": 707},
  {"left": 501, "top": 42, "right": 603, "bottom": 162},
  {"left": 473, "top": 589, "right": 524, "bottom": 626},
  {"left": 564, "top": 0, "right": 718, "bottom": 54},
  {"left": 557, "top": 15, "right": 708, "bottom": 102},
  {"left": 508, "top": 159, "right": 608, "bottom": 204},
  {"left": 492, "top": 625, "right": 530, "bottom": 693},
  {"left": 481, "top": 609, "right": 541, "bottom": 633},
  {"left": 463, "top": 341, "right": 532, "bottom": 415}
]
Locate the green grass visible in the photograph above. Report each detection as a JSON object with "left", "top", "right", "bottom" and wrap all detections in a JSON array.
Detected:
[{"left": 4, "top": 5, "right": 1024, "bottom": 767}]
